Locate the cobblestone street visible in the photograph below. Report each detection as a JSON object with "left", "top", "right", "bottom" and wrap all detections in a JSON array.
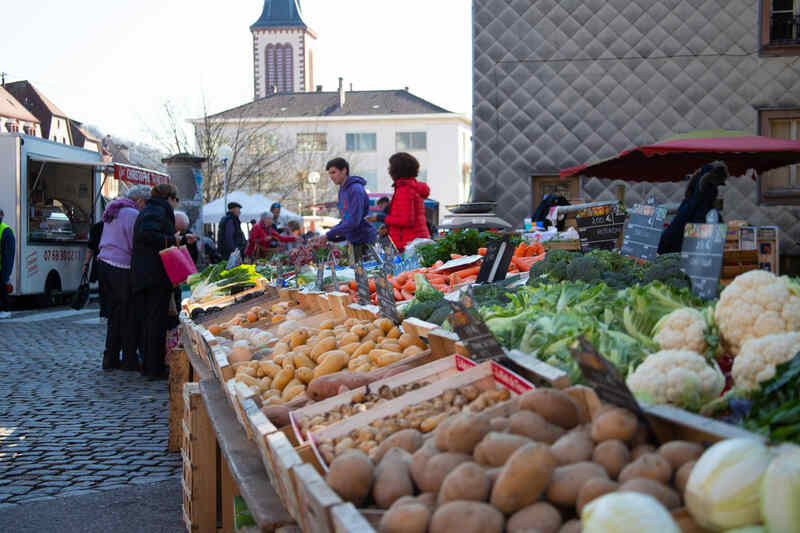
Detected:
[{"left": 0, "top": 304, "right": 181, "bottom": 506}]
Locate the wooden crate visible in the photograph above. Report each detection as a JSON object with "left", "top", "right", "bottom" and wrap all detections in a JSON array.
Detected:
[
  {"left": 169, "top": 349, "right": 191, "bottom": 452},
  {"left": 544, "top": 240, "right": 580, "bottom": 251},
  {"left": 181, "top": 382, "right": 216, "bottom": 533},
  {"left": 721, "top": 249, "right": 759, "bottom": 280}
]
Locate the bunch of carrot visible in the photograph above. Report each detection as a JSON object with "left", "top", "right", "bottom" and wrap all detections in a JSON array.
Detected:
[{"left": 341, "top": 241, "right": 547, "bottom": 304}]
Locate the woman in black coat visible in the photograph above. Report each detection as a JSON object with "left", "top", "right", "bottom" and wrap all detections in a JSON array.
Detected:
[{"left": 131, "top": 183, "right": 180, "bottom": 380}]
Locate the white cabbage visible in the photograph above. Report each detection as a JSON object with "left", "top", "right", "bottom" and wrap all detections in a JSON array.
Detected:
[
  {"left": 761, "top": 446, "right": 800, "bottom": 533},
  {"left": 582, "top": 492, "right": 680, "bottom": 533}
]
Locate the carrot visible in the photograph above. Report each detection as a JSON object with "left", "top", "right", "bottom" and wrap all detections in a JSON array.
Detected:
[
  {"left": 514, "top": 243, "right": 528, "bottom": 257},
  {"left": 512, "top": 256, "right": 540, "bottom": 272},
  {"left": 394, "top": 288, "right": 404, "bottom": 300},
  {"left": 449, "top": 273, "right": 459, "bottom": 286},
  {"left": 369, "top": 279, "right": 376, "bottom": 293},
  {"left": 395, "top": 271, "right": 410, "bottom": 286},
  {"left": 371, "top": 293, "right": 378, "bottom": 305},
  {"left": 401, "top": 289, "right": 414, "bottom": 301},
  {"left": 432, "top": 260, "right": 444, "bottom": 269},
  {"left": 431, "top": 283, "right": 449, "bottom": 292},
  {"left": 461, "top": 275, "right": 478, "bottom": 284},
  {"left": 425, "top": 274, "right": 448, "bottom": 284},
  {"left": 456, "top": 265, "right": 482, "bottom": 278},
  {"left": 450, "top": 254, "right": 463, "bottom": 260},
  {"left": 402, "top": 279, "right": 417, "bottom": 293},
  {"left": 478, "top": 247, "right": 487, "bottom": 256},
  {"left": 348, "top": 281, "right": 357, "bottom": 290}
]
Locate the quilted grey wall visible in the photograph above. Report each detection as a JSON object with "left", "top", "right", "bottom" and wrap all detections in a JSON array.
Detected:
[{"left": 473, "top": 0, "right": 800, "bottom": 254}]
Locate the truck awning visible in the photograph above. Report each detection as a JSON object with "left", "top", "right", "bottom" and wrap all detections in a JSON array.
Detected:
[{"left": 28, "top": 157, "right": 170, "bottom": 185}]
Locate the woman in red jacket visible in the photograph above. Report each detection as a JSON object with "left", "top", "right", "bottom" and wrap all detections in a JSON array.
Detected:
[
  {"left": 246, "top": 212, "right": 296, "bottom": 259},
  {"left": 383, "top": 152, "right": 430, "bottom": 252}
]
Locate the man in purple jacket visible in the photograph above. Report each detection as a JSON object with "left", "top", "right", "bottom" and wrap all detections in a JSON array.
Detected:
[
  {"left": 324, "top": 158, "right": 376, "bottom": 246},
  {"left": 97, "top": 185, "right": 150, "bottom": 371}
]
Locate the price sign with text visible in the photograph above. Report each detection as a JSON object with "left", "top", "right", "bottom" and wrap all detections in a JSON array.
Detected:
[
  {"left": 447, "top": 288, "right": 505, "bottom": 362},
  {"left": 576, "top": 204, "right": 626, "bottom": 252},
  {"left": 476, "top": 236, "right": 515, "bottom": 284},
  {"left": 350, "top": 244, "right": 371, "bottom": 306},
  {"left": 621, "top": 203, "right": 667, "bottom": 262},
  {"left": 681, "top": 221, "right": 727, "bottom": 300},
  {"left": 374, "top": 275, "right": 399, "bottom": 324}
]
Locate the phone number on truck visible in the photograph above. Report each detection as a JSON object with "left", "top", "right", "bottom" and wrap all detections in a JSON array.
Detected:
[{"left": 43, "top": 249, "right": 82, "bottom": 261}]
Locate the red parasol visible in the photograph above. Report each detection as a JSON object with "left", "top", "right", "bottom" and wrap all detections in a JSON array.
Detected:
[{"left": 560, "top": 130, "right": 800, "bottom": 182}]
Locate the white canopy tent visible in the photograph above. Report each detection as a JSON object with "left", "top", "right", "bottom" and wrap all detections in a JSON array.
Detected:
[{"left": 202, "top": 190, "right": 303, "bottom": 228}]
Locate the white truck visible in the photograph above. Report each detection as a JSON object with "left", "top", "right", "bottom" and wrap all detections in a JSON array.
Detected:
[{"left": 0, "top": 133, "right": 168, "bottom": 304}]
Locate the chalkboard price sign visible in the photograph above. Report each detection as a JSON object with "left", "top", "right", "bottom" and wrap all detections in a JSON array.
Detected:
[
  {"left": 314, "top": 260, "right": 324, "bottom": 291},
  {"left": 374, "top": 274, "right": 399, "bottom": 324},
  {"left": 576, "top": 205, "right": 626, "bottom": 252},
  {"left": 476, "top": 236, "right": 515, "bottom": 284},
  {"left": 569, "top": 337, "right": 659, "bottom": 444},
  {"left": 621, "top": 204, "right": 668, "bottom": 262},
  {"left": 447, "top": 288, "right": 506, "bottom": 362},
  {"left": 681, "top": 222, "right": 727, "bottom": 300}
]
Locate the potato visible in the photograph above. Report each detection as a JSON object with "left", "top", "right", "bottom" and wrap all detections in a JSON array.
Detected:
[
  {"left": 402, "top": 345, "right": 423, "bottom": 357},
  {"left": 282, "top": 384, "right": 305, "bottom": 402},
  {"left": 373, "top": 429, "right": 424, "bottom": 463},
  {"left": 546, "top": 461, "right": 609, "bottom": 507},
  {"left": 419, "top": 452, "right": 472, "bottom": 493},
  {"left": 519, "top": 389, "right": 581, "bottom": 429},
  {"left": 338, "top": 332, "right": 359, "bottom": 346},
  {"left": 446, "top": 413, "right": 491, "bottom": 454},
  {"left": 272, "top": 368, "right": 293, "bottom": 390},
  {"left": 558, "top": 519, "right": 582, "bottom": 533},
  {"left": 292, "top": 352, "right": 314, "bottom": 369},
  {"left": 352, "top": 340, "right": 376, "bottom": 358},
  {"left": 576, "top": 478, "right": 618, "bottom": 515},
  {"left": 373, "top": 448, "right": 414, "bottom": 509},
  {"left": 674, "top": 460, "right": 695, "bottom": 494},
  {"left": 632, "top": 444, "right": 656, "bottom": 460},
  {"left": 386, "top": 326, "right": 402, "bottom": 339},
  {"left": 339, "top": 342, "right": 361, "bottom": 356},
  {"left": 410, "top": 442, "right": 440, "bottom": 490},
  {"left": 364, "top": 328, "right": 384, "bottom": 343},
  {"left": 347, "top": 354, "right": 370, "bottom": 371},
  {"left": 592, "top": 439, "right": 631, "bottom": 479},
  {"left": 375, "top": 350, "right": 406, "bottom": 367},
  {"left": 295, "top": 367, "right": 313, "bottom": 384},
  {"left": 416, "top": 492, "right": 437, "bottom": 510},
  {"left": 618, "top": 453, "right": 673, "bottom": 484},
  {"left": 272, "top": 341, "right": 289, "bottom": 355},
  {"left": 507, "top": 502, "right": 563, "bottom": 533},
  {"left": 591, "top": 407, "right": 638, "bottom": 442},
  {"left": 397, "top": 333, "right": 419, "bottom": 349},
  {"left": 374, "top": 317, "right": 394, "bottom": 334},
  {"left": 379, "top": 501, "right": 430, "bottom": 533},
  {"left": 437, "top": 462, "right": 491, "bottom": 505},
  {"left": 379, "top": 340, "right": 403, "bottom": 353},
  {"left": 485, "top": 466, "right": 502, "bottom": 486},
  {"left": 474, "top": 432, "right": 532, "bottom": 467},
  {"left": 430, "top": 501, "right": 505, "bottom": 533},
  {"left": 313, "top": 351, "right": 348, "bottom": 378},
  {"left": 420, "top": 412, "right": 449, "bottom": 433},
  {"left": 311, "top": 337, "right": 338, "bottom": 360},
  {"left": 658, "top": 441, "right": 704, "bottom": 470},
  {"left": 551, "top": 428, "right": 595, "bottom": 465},
  {"left": 489, "top": 416, "right": 510, "bottom": 432},
  {"left": 618, "top": 478, "right": 681, "bottom": 510},
  {"left": 350, "top": 323, "right": 370, "bottom": 337},
  {"left": 235, "top": 374, "right": 259, "bottom": 387},
  {"left": 671, "top": 508, "right": 710, "bottom": 533},
  {"left": 289, "top": 329, "right": 308, "bottom": 349},
  {"left": 490, "top": 443, "right": 558, "bottom": 514},
  {"left": 434, "top": 416, "right": 456, "bottom": 451},
  {"left": 325, "top": 450, "right": 374, "bottom": 506},
  {"left": 509, "top": 410, "right": 565, "bottom": 444}
]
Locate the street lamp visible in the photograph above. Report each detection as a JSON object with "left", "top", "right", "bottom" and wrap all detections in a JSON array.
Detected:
[
  {"left": 218, "top": 144, "right": 233, "bottom": 208},
  {"left": 308, "top": 170, "right": 320, "bottom": 217}
]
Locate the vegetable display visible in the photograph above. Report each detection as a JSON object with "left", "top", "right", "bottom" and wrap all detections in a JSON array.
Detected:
[
  {"left": 740, "top": 352, "right": 800, "bottom": 442},
  {"left": 188, "top": 263, "right": 264, "bottom": 304},
  {"left": 415, "top": 229, "right": 523, "bottom": 268}
]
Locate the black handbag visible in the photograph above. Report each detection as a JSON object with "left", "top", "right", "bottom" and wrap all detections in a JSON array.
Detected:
[{"left": 70, "top": 270, "right": 90, "bottom": 310}]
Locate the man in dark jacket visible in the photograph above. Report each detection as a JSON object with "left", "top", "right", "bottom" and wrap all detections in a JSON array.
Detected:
[
  {"left": 324, "top": 158, "right": 377, "bottom": 245},
  {"left": 217, "top": 202, "right": 246, "bottom": 260},
  {"left": 131, "top": 183, "right": 181, "bottom": 380},
  {"left": 0, "top": 209, "right": 15, "bottom": 319}
]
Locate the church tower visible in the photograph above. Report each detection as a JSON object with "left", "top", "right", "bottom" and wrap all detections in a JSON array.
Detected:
[{"left": 251, "top": 0, "right": 317, "bottom": 99}]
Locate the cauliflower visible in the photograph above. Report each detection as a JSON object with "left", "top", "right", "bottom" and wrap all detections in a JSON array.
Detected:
[
  {"left": 731, "top": 332, "right": 800, "bottom": 391},
  {"left": 627, "top": 349, "right": 725, "bottom": 410},
  {"left": 714, "top": 270, "right": 800, "bottom": 355},
  {"left": 653, "top": 308, "right": 707, "bottom": 353}
]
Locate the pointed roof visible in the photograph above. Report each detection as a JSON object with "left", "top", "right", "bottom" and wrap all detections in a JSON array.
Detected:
[
  {"left": 0, "top": 86, "right": 39, "bottom": 123},
  {"left": 4, "top": 80, "right": 69, "bottom": 139},
  {"left": 251, "top": 0, "right": 308, "bottom": 30}
]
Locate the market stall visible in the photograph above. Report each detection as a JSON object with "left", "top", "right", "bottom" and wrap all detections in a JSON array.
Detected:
[{"left": 172, "top": 210, "right": 799, "bottom": 532}]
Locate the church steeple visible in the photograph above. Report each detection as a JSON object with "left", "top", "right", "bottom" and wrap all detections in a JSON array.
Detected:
[
  {"left": 251, "top": 0, "right": 317, "bottom": 99},
  {"left": 251, "top": 0, "right": 308, "bottom": 30}
]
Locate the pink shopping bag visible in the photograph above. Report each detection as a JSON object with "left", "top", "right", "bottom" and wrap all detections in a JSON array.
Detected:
[{"left": 159, "top": 245, "right": 197, "bottom": 285}]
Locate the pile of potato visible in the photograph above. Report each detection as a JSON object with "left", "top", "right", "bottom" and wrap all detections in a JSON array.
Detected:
[
  {"left": 208, "top": 301, "right": 292, "bottom": 335},
  {"left": 323, "top": 387, "right": 708, "bottom": 533},
  {"left": 316, "top": 384, "right": 511, "bottom": 463},
  {"left": 297, "top": 382, "right": 432, "bottom": 439},
  {"left": 232, "top": 317, "right": 427, "bottom": 407}
]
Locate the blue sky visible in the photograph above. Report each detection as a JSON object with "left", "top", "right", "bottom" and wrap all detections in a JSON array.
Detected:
[{"left": 2, "top": 0, "right": 472, "bottom": 144}]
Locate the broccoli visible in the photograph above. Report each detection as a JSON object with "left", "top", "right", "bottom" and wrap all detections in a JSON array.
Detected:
[
  {"left": 403, "top": 300, "right": 440, "bottom": 321},
  {"left": 565, "top": 255, "right": 604, "bottom": 283},
  {"left": 427, "top": 304, "right": 452, "bottom": 326},
  {"left": 414, "top": 274, "right": 444, "bottom": 303},
  {"left": 642, "top": 253, "right": 691, "bottom": 289}
]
